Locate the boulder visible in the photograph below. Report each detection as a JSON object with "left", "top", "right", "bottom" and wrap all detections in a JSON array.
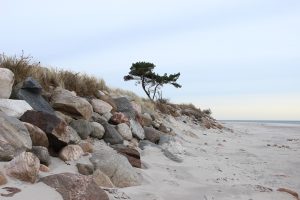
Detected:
[
  {"left": 141, "top": 113, "right": 153, "bottom": 127},
  {"left": 66, "top": 126, "right": 81, "bottom": 144},
  {"left": 0, "top": 112, "right": 32, "bottom": 161},
  {"left": 40, "top": 173, "right": 109, "bottom": 200},
  {"left": 78, "top": 140, "right": 94, "bottom": 153},
  {"left": 12, "top": 80, "right": 55, "bottom": 114},
  {"left": 76, "top": 163, "right": 94, "bottom": 175},
  {"left": 20, "top": 110, "right": 69, "bottom": 152},
  {"left": 39, "top": 164, "right": 50, "bottom": 172},
  {"left": 21, "top": 77, "right": 43, "bottom": 94},
  {"left": 92, "top": 169, "right": 115, "bottom": 188},
  {"left": 0, "top": 99, "right": 33, "bottom": 118},
  {"left": 0, "top": 171, "right": 7, "bottom": 186},
  {"left": 113, "top": 97, "right": 136, "bottom": 119},
  {"left": 102, "top": 112, "right": 113, "bottom": 121},
  {"left": 158, "top": 123, "right": 171, "bottom": 133},
  {"left": 116, "top": 123, "right": 132, "bottom": 141},
  {"left": 6, "top": 152, "right": 40, "bottom": 183},
  {"left": 90, "top": 145, "right": 140, "bottom": 187},
  {"left": 23, "top": 122, "right": 49, "bottom": 148},
  {"left": 90, "top": 122, "right": 105, "bottom": 139},
  {"left": 101, "top": 121, "right": 124, "bottom": 145},
  {"left": 51, "top": 87, "right": 93, "bottom": 120},
  {"left": 143, "top": 127, "right": 161, "bottom": 144},
  {"left": 130, "top": 119, "right": 145, "bottom": 140},
  {"left": 111, "top": 144, "right": 141, "bottom": 168},
  {"left": 59, "top": 145, "right": 84, "bottom": 161},
  {"left": 98, "top": 95, "right": 117, "bottom": 110},
  {"left": 91, "top": 112, "right": 105, "bottom": 122},
  {"left": 131, "top": 101, "right": 142, "bottom": 114},
  {"left": 139, "top": 140, "right": 160, "bottom": 150},
  {"left": 158, "top": 135, "right": 176, "bottom": 146},
  {"left": 0, "top": 68, "right": 14, "bottom": 99},
  {"left": 70, "top": 119, "right": 93, "bottom": 139},
  {"left": 31, "top": 146, "right": 51, "bottom": 166},
  {"left": 109, "top": 112, "right": 129, "bottom": 125},
  {"left": 91, "top": 99, "right": 112, "bottom": 115},
  {"left": 162, "top": 149, "right": 183, "bottom": 163},
  {"left": 55, "top": 111, "right": 73, "bottom": 124}
]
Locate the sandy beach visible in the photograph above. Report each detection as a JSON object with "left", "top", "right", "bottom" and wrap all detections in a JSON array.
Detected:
[
  {"left": 117, "top": 118, "right": 300, "bottom": 200},
  {"left": 1, "top": 118, "right": 299, "bottom": 200}
]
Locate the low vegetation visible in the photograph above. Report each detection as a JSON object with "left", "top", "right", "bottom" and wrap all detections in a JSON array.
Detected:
[
  {"left": 0, "top": 53, "right": 108, "bottom": 96},
  {"left": 0, "top": 53, "right": 211, "bottom": 122}
]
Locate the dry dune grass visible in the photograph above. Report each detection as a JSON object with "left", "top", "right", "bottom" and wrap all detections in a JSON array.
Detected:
[
  {"left": 0, "top": 54, "right": 108, "bottom": 96},
  {"left": 111, "top": 88, "right": 156, "bottom": 113}
]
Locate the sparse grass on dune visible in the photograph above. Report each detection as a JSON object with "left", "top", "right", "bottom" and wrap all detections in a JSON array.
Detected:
[
  {"left": 111, "top": 88, "right": 156, "bottom": 113},
  {"left": 0, "top": 54, "right": 108, "bottom": 96}
]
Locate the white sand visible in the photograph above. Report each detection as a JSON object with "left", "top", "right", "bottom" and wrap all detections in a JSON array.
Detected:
[
  {"left": 1, "top": 119, "right": 299, "bottom": 200},
  {"left": 114, "top": 118, "right": 300, "bottom": 200}
]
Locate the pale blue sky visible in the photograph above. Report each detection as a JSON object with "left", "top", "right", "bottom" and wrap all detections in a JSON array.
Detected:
[{"left": 1, "top": 0, "right": 300, "bottom": 120}]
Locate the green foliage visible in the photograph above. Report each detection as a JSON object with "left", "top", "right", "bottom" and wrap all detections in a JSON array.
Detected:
[{"left": 124, "top": 62, "right": 181, "bottom": 101}]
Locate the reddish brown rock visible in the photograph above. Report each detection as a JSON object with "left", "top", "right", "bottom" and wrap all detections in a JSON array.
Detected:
[
  {"left": 6, "top": 152, "right": 40, "bottom": 183},
  {"left": 59, "top": 145, "right": 84, "bottom": 161},
  {"left": 23, "top": 122, "right": 49, "bottom": 148},
  {"left": 40, "top": 173, "right": 109, "bottom": 200},
  {"left": 78, "top": 141, "right": 94, "bottom": 153},
  {"left": 39, "top": 164, "right": 50, "bottom": 172},
  {"left": 20, "top": 110, "right": 69, "bottom": 152},
  {"left": 92, "top": 169, "right": 115, "bottom": 188},
  {"left": 111, "top": 145, "right": 141, "bottom": 168},
  {"left": 109, "top": 112, "right": 129, "bottom": 125}
]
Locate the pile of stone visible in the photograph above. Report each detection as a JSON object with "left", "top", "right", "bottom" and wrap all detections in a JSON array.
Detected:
[{"left": 0, "top": 68, "right": 176, "bottom": 199}]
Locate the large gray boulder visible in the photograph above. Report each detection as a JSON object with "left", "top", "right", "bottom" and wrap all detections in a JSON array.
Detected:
[
  {"left": 90, "top": 122, "right": 105, "bottom": 139},
  {"left": 116, "top": 123, "right": 132, "bottom": 141},
  {"left": 40, "top": 173, "right": 109, "bottom": 200},
  {"left": 0, "top": 68, "right": 14, "bottom": 99},
  {"left": 70, "top": 119, "right": 93, "bottom": 140},
  {"left": 12, "top": 78, "right": 55, "bottom": 114},
  {"left": 0, "top": 112, "right": 32, "bottom": 161},
  {"left": 113, "top": 97, "right": 136, "bottom": 119},
  {"left": 31, "top": 146, "right": 51, "bottom": 166},
  {"left": 90, "top": 144, "right": 140, "bottom": 188},
  {"left": 143, "top": 127, "right": 161, "bottom": 144},
  {"left": 21, "top": 77, "right": 43, "bottom": 94},
  {"left": 20, "top": 110, "right": 69, "bottom": 152},
  {"left": 101, "top": 121, "right": 123, "bottom": 145},
  {"left": 130, "top": 119, "right": 145, "bottom": 140},
  {"left": 0, "top": 99, "right": 32, "bottom": 118},
  {"left": 51, "top": 87, "right": 93, "bottom": 120}
]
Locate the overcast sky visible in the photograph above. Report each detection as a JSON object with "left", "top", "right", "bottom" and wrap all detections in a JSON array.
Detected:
[{"left": 1, "top": 0, "right": 300, "bottom": 120}]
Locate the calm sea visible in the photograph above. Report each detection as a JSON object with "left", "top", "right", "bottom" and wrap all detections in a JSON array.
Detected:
[{"left": 220, "top": 120, "right": 300, "bottom": 125}]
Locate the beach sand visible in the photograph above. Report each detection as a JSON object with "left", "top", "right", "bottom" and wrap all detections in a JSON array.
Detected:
[
  {"left": 117, "top": 118, "right": 300, "bottom": 200},
  {"left": 1, "top": 118, "right": 299, "bottom": 200}
]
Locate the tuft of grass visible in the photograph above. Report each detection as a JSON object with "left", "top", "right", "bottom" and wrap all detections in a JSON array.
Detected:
[{"left": 0, "top": 53, "right": 108, "bottom": 96}]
